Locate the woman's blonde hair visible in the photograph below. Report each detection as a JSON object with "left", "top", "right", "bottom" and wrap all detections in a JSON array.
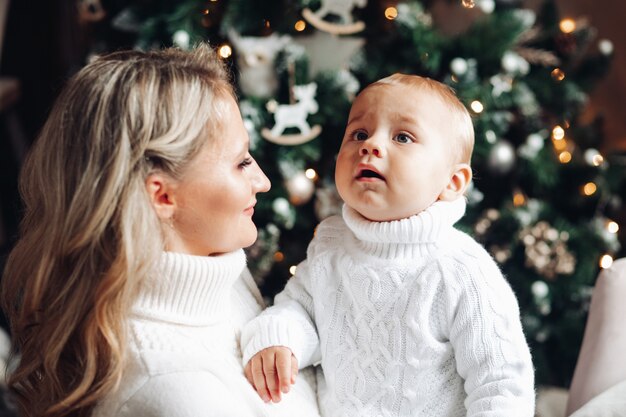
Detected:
[{"left": 1, "top": 44, "right": 233, "bottom": 416}]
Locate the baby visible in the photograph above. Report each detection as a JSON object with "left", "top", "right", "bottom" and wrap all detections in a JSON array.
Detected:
[{"left": 242, "top": 74, "right": 535, "bottom": 416}]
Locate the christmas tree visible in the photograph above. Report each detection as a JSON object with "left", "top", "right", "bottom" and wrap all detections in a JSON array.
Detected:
[{"left": 84, "top": 0, "right": 625, "bottom": 387}]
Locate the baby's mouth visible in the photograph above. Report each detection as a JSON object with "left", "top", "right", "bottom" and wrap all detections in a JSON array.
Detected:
[{"left": 356, "top": 169, "right": 385, "bottom": 181}]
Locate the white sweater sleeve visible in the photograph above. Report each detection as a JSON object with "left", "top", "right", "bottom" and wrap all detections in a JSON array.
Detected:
[
  {"left": 446, "top": 256, "right": 535, "bottom": 417},
  {"left": 241, "top": 258, "right": 321, "bottom": 368}
]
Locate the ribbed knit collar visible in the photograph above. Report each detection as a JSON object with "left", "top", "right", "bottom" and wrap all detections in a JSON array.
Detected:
[
  {"left": 132, "top": 249, "right": 246, "bottom": 326},
  {"left": 342, "top": 198, "right": 466, "bottom": 260}
]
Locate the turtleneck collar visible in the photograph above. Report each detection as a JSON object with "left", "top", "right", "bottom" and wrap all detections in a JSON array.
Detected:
[
  {"left": 133, "top": 249, "right": 246, "bottom": 326},
  {"left": 342, "top": 198, "right": 466, "bottom": 260}
]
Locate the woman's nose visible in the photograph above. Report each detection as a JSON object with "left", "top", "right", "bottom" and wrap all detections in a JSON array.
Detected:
[{"left": 254, "top": 165, "right": 271, "bottom": 193}]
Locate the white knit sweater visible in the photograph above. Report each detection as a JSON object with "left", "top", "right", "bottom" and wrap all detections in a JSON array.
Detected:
[
  {"left": 94, "top": 250, "right": 319, "bottom": 417},
  {"left": 242, "top": 199, "right": 535, "bottom": 417}
]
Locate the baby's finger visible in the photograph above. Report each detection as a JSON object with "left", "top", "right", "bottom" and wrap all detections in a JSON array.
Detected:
[
  {"left": 275, "top": 350, "right": 292, "bottom": 394},
  {"left": 244, "top": 362, "right": 253, "bottom": 386},
  {"left": 250, "top": 357, "right": 271, "bottom": 403},
  {"left": 261, "top": 350, "right": 281, "bottom": 402},
  {"left": 291, "top": 354, "right": 299, "bottom": 384}
]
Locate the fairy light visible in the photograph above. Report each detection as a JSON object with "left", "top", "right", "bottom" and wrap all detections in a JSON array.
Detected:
[
  {"left": 385, "top": 7, "right": 398, "bottom": 20},
  {"left": 273, "top": 251, "right": 285, "bottom": 262},
  {"left": 551, "top": 68, "right": 565, "bottom": 82},
  {"left": 203, "top": 9, "right": 210, "bottom": 15},
  {"left": 600, "top": 254, "right": 614, "bottom": 269},
  {"left": 582, "top": 182, "right": 597, "bottom": 196},
  {"left": 552, "top": 125, "right": 565, "bottom": 140},
  {"left": 264, "top": 19, "right": 271, "bottom": 28},
  {"left": 289, "top": 265, "right": 298, "bottom": 275},
  {"left": 218, "top": 44, "right": 232, "bottom": 58},
  {"left": 461, "top": 0, "right": 476, "bottom": 8},
  {"left": 592, "top": 154, "right": 604, "bottom": 166},
  {"left": 294, "top": 20, "right": 306, "bottom": 31},
  {"left": 558, "top": 151, "right": 572, "bottom": 163},
  {"left": 559, "top": 18, "right": 576, "bottom": 34},
  {"left": 553, "top": 138, "right": 567, "bottom": 151},
  {"left": 606, "top": 221, "right": 620, "bottom": 234},
  {"left": 305, "top": 168, "right": 318, "bottom": 180},
  {"left": 513, "top": 191, "right": 526, "bottom": 207},
  {"left": 470, "top": 100, "right": 484, "bottom": 113}
]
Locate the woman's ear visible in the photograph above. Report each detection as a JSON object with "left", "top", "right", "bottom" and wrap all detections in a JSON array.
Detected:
[
  {"left": 145, "top": 173, "right": 177, "bottom": 220},
  {"left": 438, "top": 163, "right": 472, "bottom": 202}
]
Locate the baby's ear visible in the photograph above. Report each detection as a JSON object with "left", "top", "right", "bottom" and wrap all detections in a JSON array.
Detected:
[
  {"left": 145, "top": 173, "right": 177, "bottom": 220},
  {"left": 438, "top": 163, "right": 472, "bottom": 202}
]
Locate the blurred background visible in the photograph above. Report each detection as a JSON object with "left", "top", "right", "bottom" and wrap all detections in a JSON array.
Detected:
[{"left": 1, "top": 0, "right": 625, "bottom": 406}]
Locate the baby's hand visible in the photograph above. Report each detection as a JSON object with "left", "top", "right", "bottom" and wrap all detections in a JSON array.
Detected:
[{"left": 244, "top": 346, "right": 298, "bottom": 403}]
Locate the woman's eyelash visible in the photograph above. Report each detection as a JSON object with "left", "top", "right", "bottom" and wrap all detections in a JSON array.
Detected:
[{"left": 239, "top": 158, "right": 253, "bottom": 168}]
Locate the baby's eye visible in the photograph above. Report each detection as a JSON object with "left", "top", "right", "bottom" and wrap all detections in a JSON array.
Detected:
[
  {"left": 393, "top": 133, "right": 413, "bottom": 144},
  {"left": 351, "top": 130, "right": 368, "bottom": 141}
]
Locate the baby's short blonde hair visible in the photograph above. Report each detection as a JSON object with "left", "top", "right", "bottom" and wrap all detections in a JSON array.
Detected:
[{"left": 367, "top": 73, "right": 475, "bottom": 165}]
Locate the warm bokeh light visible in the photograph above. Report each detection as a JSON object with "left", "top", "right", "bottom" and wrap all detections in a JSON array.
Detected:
[
  {"left": 289, "top": 265, "right": 297, "bottom": 275},
  {"left": 592, "top": 154, "right": 604, "bottom": 166},
  {"left": 294, "top": 20, "right": 306, "bottom": 31},
  {"left": 470, "top": 100, "right": 484, "bottom": 113},
  {"left": 218, "top": 44, "right": 232, "bottom": 58},
  {"left": 273, "top": 251, "right": 285, "bottom": 262},
  {"left": 461, "top": 0, "right": 476, "bottom": 8},
  {"left": 203, "top": 9, "right": 210, "bottom": 15},
  {"left": 305, "top": 168, "right": 318, "bottom": 180},
  {"left": 582, "top": 182, "right": 597, "bottom": 196},
  {"left": 265, "top": 20, "right": 271, "bottom": 28},
  {"left": 558, "top": 151, "right": 572, "bottom": 163},
  {"left": 551, "top": 68, "right": 565, "bottom": 82},
  {"left": 513, "top": 192, "right": 526, "bottom": 207},
  {"left": 552, "top": 138, "right": 567, "bottom": 151},
  {"left": 559, "top": 18, "right": 576, "bottom": 34},
  {"left": 606, "top": 221, "right": 620, "bottom": 234},
  {"left": 552, "top": 125, "right": 565, "bottom": 140},
  {"left": 385, "top": 7, "right": 398, "bottom": 20},
  {"left": 600, "top": 254, "right": 614, "bottom": 269}
]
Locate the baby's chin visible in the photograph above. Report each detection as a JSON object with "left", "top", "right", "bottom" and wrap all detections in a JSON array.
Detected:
[{"left": 353, "top": 206, "right": 420, "bottom": 223}]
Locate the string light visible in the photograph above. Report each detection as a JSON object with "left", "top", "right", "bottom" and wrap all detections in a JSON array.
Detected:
[
  {"left": 559, "top": 18, "right": 576, "bottom": 34},
  {"left": 289, "top": 265, "right": 298, "bottom": 275},
  {"left": 592, "top": 154, "right": 604, "bottom": 166},
  {"left": 294, "top": 20, "right": 306, "bottom": 31},
  {"left": 599, "top": 254, "right": 614, "bottom": 269},
  {"left": 470, "top": 100, "right": 484, "bottom": 113},
  {"left": 582, "top": 182, "right": 597, "bottom": 196},
  {"left": 305, "top": 168, "right": 318, "bottom": 180},
  {"left": 558, "top": 151, "right": 572, "bottom": 163},
  {"left": 218, "top": 44, "right": 232, "bottom": 58},
  {"left": 552, "top": 125, "right": 565, "bottom": 140},
  {"left": 264, "top": 19, "right": 271, "bottom": 28},
  {"left": 203, "top": 9, "right": 210, "bottom": 15},
  {"left": 385, "top": 7, "right": 398, "bottom": 20},
  {"left": 553, "top": 138, "right": 567, "bottom": 151},
  {"left": 551, "top": 68, "right": 565, "bottom": 82},
  {"left": 461, "top": 0, "right": 476, "bottom": 8},
  {"left": 273, "top": 251, "right": 285, "bottom": 262},
  {"left": 513, "top": 190, "right": 526, "bottom": 207},
  {"left": 606, "top": 221, "right": 620, "bottom": 234}
]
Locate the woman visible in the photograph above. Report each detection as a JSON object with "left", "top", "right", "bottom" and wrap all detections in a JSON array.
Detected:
[{"left": 1, "top": 45, "right": 319, "bottom": 417}]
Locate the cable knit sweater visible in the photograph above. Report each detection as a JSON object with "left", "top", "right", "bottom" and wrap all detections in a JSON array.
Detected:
[
  {"left": 242, "top": 199, "right": 535, "bottom": 417},
  {"left": 93, "top": 250, "right": 319, "bottom": 417}
]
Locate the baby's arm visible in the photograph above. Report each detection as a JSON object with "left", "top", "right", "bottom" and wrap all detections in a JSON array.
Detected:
[
  {"left": 448, "top": 258, "right": 535, "bottom": 416},
  {"left": 244, "top": 346, "right": 298, "bottom": 403}
]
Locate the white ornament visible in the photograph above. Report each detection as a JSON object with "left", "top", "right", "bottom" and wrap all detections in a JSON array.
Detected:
[
  {"left": 485, "top": 130, "right": 497, "bottom": 144},
  {"left": 262, "top": 83, "right": 322, "bottom": 145},
  {"left": 598, "top": 39, "right": 614, "bottom": 56},
  {"left": 478, "top": 0, "right": 495, "bottom": 14},
  {"left": 501, "top": 51, "right": 530, "bottom": 75},
  {"left": 228, "top": 30, "right": 291, "bottom": 98},
  {"left": 450, "top": 58, "right": 468, "bottom": 76},
  {"left": 513, "top": 9, "right": 536, "bottom": 29},
  {"left": 518, "top": 133, "right": 544, "bottom": 159},
  {"left": 272, "top": 197, "right": 291, "bottom": 217},
  {"left": 286, "top": 172, "right": 316, "bottom": 205},
  {"left": 489, "top": 74, "right": 513, "bottom": 97},
  {"left": 488, "top": 140, "right": 516, "bottom": 174},
  {"left": 172, "top": 30, "right": 190, "bottom": 50},
  {"left": 302, "top": 0, "right": 367, "bottom": 35}
]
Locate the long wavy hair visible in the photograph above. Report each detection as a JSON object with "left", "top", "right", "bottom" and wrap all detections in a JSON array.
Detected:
[{"left": 1, "top": 44, "right": 233, "bottom": 417}]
